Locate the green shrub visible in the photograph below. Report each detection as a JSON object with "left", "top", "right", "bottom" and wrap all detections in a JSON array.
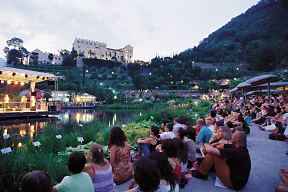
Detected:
[
  {"left": 122, "top": 120, "right": 156, "bottom": 147},
  {"left": 136, "top": 106, "right": 194, "bottom": 125}
]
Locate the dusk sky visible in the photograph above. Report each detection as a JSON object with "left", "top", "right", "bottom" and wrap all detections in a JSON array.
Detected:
[{"left": 0, "top": 0, "right": 259, "bottom": 61}]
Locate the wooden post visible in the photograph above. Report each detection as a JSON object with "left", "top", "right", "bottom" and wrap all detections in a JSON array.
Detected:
[{"left": 30, "top": 81, "right": 36, "bottom": 111}]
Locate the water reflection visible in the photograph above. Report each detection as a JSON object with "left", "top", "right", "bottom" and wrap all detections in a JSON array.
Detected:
[{"left": 0, "top": 109, "right": 144, "bottom": 148}]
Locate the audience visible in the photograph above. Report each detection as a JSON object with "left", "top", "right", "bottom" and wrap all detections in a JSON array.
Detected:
[
  {"left": 275, "top": 169, "right": 288, "bottom": 192},
  {"left": 54, "top": 151, "right": 94, "bottom": 192},
  {"left": 176, "top": 127, "right": 196, "bottom": 169},
  {"left": 192, "top": 131, "right": 251, "bottom": 190},
  {"left": 160, "top": 123, "right": 176, "bottom": 140},
  {"left": 20, "top": 93, "right": 288, "bottom": 191},
  {"left": 173, "top": 117, "right": 186, "bottom": 133},
  {"left": 84, "top": 144, "right": 115, "bottom": 192},
  {"left": 21, "top": 171, "right": 52, "bottom": 192},
  {"left": 150, "top": 151, "right": 179, "bottom": 191},
  {"left": 210, "top": 126, "right": 232, "bottom": 149},
  {"left": 161, "top": 139, "right": 182, "bottom": 184},
  {"left": 127, "top": 158, "right": 161, "bottom": 192},
  {"left": 161, "top": 119, "right": 169, "bottom": 132},
  {"left": 195, "top": 118, "right": 212, "bottom": 146},
  {"left": 108, "top": 126, "right": 133, "bottom": 184},
  {"left": 137, "top": 126, "right": 161, "bottom": 157}
]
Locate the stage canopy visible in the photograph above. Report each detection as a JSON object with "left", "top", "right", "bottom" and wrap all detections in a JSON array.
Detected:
[{"left": 0, "top": 66, "right": 59, "bottom": 84}]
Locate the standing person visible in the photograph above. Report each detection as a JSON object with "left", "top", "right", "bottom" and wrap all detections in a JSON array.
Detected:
[
  {"left": 195, "top": 118, "right": 212, "bottom": 146},
  {"left": 84, "top": 144, "right": 115, "bottom": 192},
  {"left": 137, "top": 126, "right": 161, "bottom": 157},
  {"left": 192, "top": 131, "right": 251, "bottom": 191},
  {"left": 108, "top": 126, "right": 133, "bottom": 184},
  {"left": 54, "top": 152, "right": 94, "bottom": 192},
  {"left": 21, "top": 171, "right": 52, "bottom": 192}
]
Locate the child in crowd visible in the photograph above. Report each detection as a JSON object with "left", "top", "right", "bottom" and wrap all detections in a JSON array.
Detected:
[{"left": 54, "top": 151, "right": 94, "bottom": 192}]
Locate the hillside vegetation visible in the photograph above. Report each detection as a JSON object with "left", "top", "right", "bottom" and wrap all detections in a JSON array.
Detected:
[{"left": 176, "top": 0, "right": 288, "bottom": 71}]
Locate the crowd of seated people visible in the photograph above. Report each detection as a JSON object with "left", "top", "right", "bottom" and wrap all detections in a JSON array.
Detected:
[{"left": 19, "top": 94, "right": 288, "bottom": 192}]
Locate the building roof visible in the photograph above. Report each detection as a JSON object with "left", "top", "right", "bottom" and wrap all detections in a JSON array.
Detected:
[
  {"left": 246, "top": 89, "right": 281, "bottom": 96},
  {"left": 0, "top": 66, "right": 59, "bottom": 83},
  {"left": 248, "top": 82, "right": 288, "bottom": 91},
  {"left": 231, "top": 74, "right": 279, "bottom": 93},
  {"left": 244, "top": 74, "right": 278, "bottom": 85}
]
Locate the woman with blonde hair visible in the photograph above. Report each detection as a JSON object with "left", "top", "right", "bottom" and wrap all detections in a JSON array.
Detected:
[{"left": 210, "top": 126, "right": 232, "bottom": 149}]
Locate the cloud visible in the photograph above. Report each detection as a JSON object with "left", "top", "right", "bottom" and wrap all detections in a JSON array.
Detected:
[{"left": 0, "top": 0, "right": 259, "bottom": 60}]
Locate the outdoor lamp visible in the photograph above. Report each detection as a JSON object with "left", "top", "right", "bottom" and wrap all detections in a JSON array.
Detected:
[{"left": 5, "top": 94, "right": 9, "bottom": 104}]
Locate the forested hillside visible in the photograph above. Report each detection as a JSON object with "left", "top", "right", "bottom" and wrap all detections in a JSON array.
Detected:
[{"left": 176, "top": 0, "right": 288, "bottom": 71}]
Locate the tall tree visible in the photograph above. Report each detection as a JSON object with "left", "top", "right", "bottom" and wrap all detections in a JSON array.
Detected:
[{"left": 4, "top": 37, "right": 29, "bottom": 65}]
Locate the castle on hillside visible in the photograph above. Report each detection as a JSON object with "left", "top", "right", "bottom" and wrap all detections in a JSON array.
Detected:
[{"left": 72, "top": 38, "right": 133, "bottom": 63}]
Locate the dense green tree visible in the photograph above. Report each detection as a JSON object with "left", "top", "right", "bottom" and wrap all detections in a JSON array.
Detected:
[
  {"left": 60, "top": 48, "right": 77, "bottom": 67},
  {"left": 4, "top": 37, "right": 29, "bottom": 65}
]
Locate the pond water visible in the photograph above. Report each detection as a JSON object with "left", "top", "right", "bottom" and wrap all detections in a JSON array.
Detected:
[{"left": 0, "top": 109, "right": 144, "bottom": 148}]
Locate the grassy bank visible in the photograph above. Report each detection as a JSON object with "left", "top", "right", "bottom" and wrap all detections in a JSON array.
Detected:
[
  {"left": 0, "top": 100, "right": 210, "bottom": 191},
  {"left": 95, "top": 102, "right": 155, "bottom": 110}
]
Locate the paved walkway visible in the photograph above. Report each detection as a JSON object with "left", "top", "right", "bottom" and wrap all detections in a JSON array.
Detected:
[{"left": 116, "top": 124, "right": 287, "bottom": 191}]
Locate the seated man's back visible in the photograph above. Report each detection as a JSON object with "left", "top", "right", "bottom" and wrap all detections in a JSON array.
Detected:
[{"left": 219, "top": 146, "right": 251, "bottom": 190}]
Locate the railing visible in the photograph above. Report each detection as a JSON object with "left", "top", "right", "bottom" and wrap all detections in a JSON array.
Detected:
[{"left": 0, "top": 102, "right": 62, "bottom": 113}]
